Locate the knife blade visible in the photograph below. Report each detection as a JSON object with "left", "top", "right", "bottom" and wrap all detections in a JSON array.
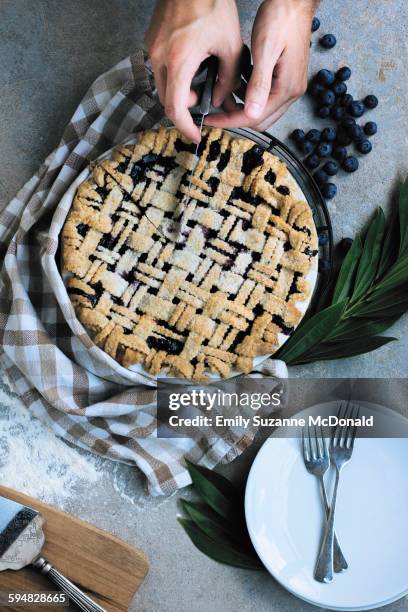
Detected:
[{"left": 0, "top": 494, "right": 106, "bottom": 611}]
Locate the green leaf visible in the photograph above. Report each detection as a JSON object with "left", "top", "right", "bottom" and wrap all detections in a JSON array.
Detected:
[
  {"left": 399, "top": 176, "right": 408, "bottom": 254},
  {"left": 278, "top": 301, "right": 347, "bottom": 365},
  {"left": 332, "top": 236, "right": 363, "bottom": 304},
  {"left": 180, "top": 499, "right": 236, "bottom": 542},
  {"left": 327, "top": 317, "right": 400, "bottom": 342},
  {"left": 291, "top": 336, "right": 396, "bottom": 364},
  {"left": 185, "top": 460, "right": 240, "bottom": 521},
  {"left": 373, "top": 256, "right": 408, "bottom": 293},
  {"left": 376, "top": 208, "right": 399, "bottom": 280},
  {"left": 178, "top": 519, "right": 263, "bottom": 570},
  {"left": 351, "top": 208, "right": 386, "bottom": 301},
  {"left": 351, "top": 296, "right": 408, "bottom": 319}
]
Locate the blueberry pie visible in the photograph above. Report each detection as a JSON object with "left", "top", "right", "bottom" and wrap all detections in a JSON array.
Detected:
[{"left": 62, "top": 127, "right": 318, "bottom": 380}]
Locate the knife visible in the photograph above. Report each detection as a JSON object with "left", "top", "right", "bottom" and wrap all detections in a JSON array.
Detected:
[
  {"left": 0, "top": 494, "right": 106, "bottom": 612},
  {"left": 186, "top": 55, "right": 218, "bottom": 196}
]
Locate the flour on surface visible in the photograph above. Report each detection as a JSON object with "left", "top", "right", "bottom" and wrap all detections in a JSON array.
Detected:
[{"left": 0, "top": 384, "right": 101, "bottom": 505}]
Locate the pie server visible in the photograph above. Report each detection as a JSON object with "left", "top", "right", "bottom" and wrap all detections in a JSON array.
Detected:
[{"left": 0, "top": 494, "right": 106, "bottom": 612}]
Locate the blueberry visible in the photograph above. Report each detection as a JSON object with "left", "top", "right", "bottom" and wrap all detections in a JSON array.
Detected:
[
  {"left": 304, "top": 153, "right": 320, "bottom": 170},
  {"left": 322, "top": 182, "right": 337, "bottom": 199},
  {"left": 349, "top": 101, "right": 365, "bottom": 118},
  {"left": 318, "top": 232, "right": 329, "bottom": 246},
  {"left": 311, "top": 16, "right": 321, "bottom": 32},
  {"left": 336, "top": 66, "right": 352, "bottom": 81},
  {"left": 364, "top": 94, "right": 378, "bottom": 109},
  {"left": 320, "top": 89, "right": 336, "bottom": 106},
  {"left": 306, "top": 129, "right": 321, "bottom": 143},
  {"left": 330, "top": 105, "right": 345, "bottom": 120},
  {"left": 319, "top": 259, "right": 332, "bottom": 273},
  {"left": 320, "top": 34, "right": 337, "bottom": 49},
  {"left": 300, "top": 139, "right": 315, "bottom": 154},
  {"left": 316, "top": 142, "right": 333, "bottom": 158},
  {"left": 340, "top": 237, "right": 353, "bottom": 249},
  {"left": 348, "top": 124, "right": 364, "bottom": 141},
  {"left": 364, "top": 121, "right": 377, "bottom": 136},
  {"left": 317, "top": 69, "right": 335, "bottom": 86},
  {"left": 341, "top": 117, "right": 356, "bottom": 130},
  {"left": 310, "top": 82, "right": 325, "bottom": 97},
  {"left": 317, "top": 106, "right": 331, "bottom": 118},
  {"left": 336, "top": 129, "right": 352, "bottom": 146},
  {"left": 332, "top": 81, "right": 347, "bottom": 97},
  {"left": 323, "top": 161, "right": 339, "bottom": 176},
  {"left": 314, "top": 169, "right": 329, "bottom": 185},
  {"left": 321, "top": 126, "right": 337, "bottom": 142},
  {"left": 343, "top": 156, "right": 359, "bottom": 172},
  {"left": 333, "top": 146, "right": 347, "bottom": 162},
  {"left": 342, "top": 93, "right": 354, "bottom": 107},
  {"left": 356, "top": 139, "right": 372, "bottom": 154},
  {"left": 291, "top": 129, "right": 305, "bottom": 142}
]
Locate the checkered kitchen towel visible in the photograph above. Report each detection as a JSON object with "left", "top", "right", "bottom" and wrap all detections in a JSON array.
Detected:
[{"left": 0, "top": 50, "right": 287, "bottom": 495}]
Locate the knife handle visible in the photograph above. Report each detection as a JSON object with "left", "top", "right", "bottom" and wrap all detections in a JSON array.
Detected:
[
  {"left": 199, "top": 56, "right": 218, "bottom": 116},
  {"left": 33, "top": 557, "right": 106, "bottom": 612}
]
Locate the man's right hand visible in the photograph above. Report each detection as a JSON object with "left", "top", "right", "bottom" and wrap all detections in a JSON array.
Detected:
[{"left": 144, "top": 0, "right": 243, "bottom": 143}]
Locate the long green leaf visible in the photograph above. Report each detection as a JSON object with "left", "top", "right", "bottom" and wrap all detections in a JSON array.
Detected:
[
  {"left": 376, "top": 208, "right": 399, "bottom": 280},
  {"left": 399, "top": 176, "right": 408, "bottom": 254},
  {"left": 351, "top": 208, "right": 386, "bottom": 301},
  {"left": 373, "top": 256, "right": 408, "bottom": 293},
  {"left": 278, "top": 301, "right": 347, "bottom": 365},
  {"left": 178, "top": 519, "right": 263, "bottom": 570},
  {"left": 332, "top": 236, "right": 363, "bottom": 304},
  {"left": 348, "top": 283, "right": 408, "bottom": 317},
  {"left": 327, "top": 317, "right": 399, "bottom": 342},
  {"left": 291, "top": 336, "right": 396, "bottom": 364},
  {"left": 351, "top": 297, "right": 408, "bottom": 319},
  {"left": 185, "top": 460, "right": 240, "bottom": 520}
]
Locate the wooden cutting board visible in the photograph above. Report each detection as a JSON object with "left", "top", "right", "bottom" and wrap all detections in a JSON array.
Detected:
[{"left": 0, "top": 486, "right": 149, "bottom": 612}]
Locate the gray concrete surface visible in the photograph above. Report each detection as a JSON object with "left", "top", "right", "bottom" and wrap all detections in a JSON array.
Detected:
[{"left": 0, "top": 1, "right": 407, "bottom": 611}]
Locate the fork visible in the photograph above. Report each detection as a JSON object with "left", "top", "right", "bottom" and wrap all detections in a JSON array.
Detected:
[
  {"left": 302, "top": 425, "right": 348, "bottom": 573},
  {"left": 314, "top": 403, "right": 359, "bottom": 583}
]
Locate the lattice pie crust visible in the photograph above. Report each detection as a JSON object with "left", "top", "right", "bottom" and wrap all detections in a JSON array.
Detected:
[{"left": 62, "top": 127, "right": 318, "bottom": 380}]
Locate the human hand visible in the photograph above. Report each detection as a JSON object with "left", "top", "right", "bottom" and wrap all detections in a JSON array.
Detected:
[
  {"left": 145, "top": 0, "right": 243, "bottom": 143},
  {"left": 206, "top": 0, "right": 318, "bottom": 132}
]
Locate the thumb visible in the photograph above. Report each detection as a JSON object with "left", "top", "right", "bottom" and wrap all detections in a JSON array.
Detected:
[{"left": 245, "top": 42, "right": 281, "bottom": 119}]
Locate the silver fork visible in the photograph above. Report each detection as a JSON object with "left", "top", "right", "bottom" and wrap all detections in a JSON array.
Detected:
[
  {"left": 302, "top": 425, "right": 348, "bottom": 573},
  {"left": 314, "top": 403, "right": 359, "bottom": 583}
]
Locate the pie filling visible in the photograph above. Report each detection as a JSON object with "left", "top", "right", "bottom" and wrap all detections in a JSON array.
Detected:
[{"left": 62, "top": 127, "right": 318, "bottom": 381}]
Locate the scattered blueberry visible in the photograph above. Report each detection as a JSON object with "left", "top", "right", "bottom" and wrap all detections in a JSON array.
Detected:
[
  {"left": 316, "top": 142, "right": 333, "bottom": 157},
  {"left": 306, "top": 129, "right": 321, "bottom": 143},
  {"left": 331, "top": 105, "right": 345, "bottom": 120},
  {"left": 322, "top": 182, "right": 337, "bottom": 199},
  {"left": 311, "top": 82, "right": 325, "bottom": 97},
  {"left": 300, "top": 139, "right": 315, "bottom": 154},
  {"left": 336, "top": 129, "right": 352, "bottom": 146},
  {"left": 349, "top": 101, "right": 365, "bottom": 118},
  {"left": 364, "top": 94, "right": 378, "bottom": 109},
  {"left": 336, "top": 66, "right": 352, "bottom": 81},
  {"left": 356, "top": 139, "right": 372, "bottom": 154},
  {"left": 332, "top": 81, "right": 347, "bottom": 96},
  {"left": 348, "top": 124, "right": 364, "bottom": 141},
  {"left": 314, "top": 169, "right": 329, "bottom": 185},
  {"left": 311, "top": 16, "right": 321, "bottom": 32},
  {"left": 322, "top": 126, "right": 337, "bottom": 142},
  {"left": 317, "top": 69, "right": 335, "bottom": 85},
  {"left": 317, "top": 106, "right": 331, "bottom": 118},
  {"left": 364, "top": 121, "right": 377, "bottom": 136},
  {"left": 333, "top": 146, "right": 347, "bottom": 162},
  {"left": 323, "top": 160, "right": 339, "bottom": 176},
  {"left": 318, "top": 232, "right": 329, "bottom": 246},
  {"left": 291, "top": 129, "right": 305, "bottom": 142},
  {"left": 320, "top": 89, "right": 336, "bottom": 106},
  {"left": 342, "top": 117, "right": 356, "bottom": 130},
  {"left": 343, "top": 156, "right": 359, "bottom": 172},
  {"left": 342, "top": 93, "right": 354, "bottom": 107},
  {"left": 340, "top": 237, "right": 353, "bottom": 249},
  {"left": 320, "top": 34, "right": 337, "bottom": 49},
  {"left": 304, "top": 153, "right": 320, "bottom": 170}
]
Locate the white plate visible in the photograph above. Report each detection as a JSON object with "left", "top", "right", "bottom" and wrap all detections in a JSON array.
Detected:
[
  {"left": 245, "top": 401, "right": 408, "bottom": 611},
  {"left": 60, "top": 133, "right": 318, "bottom": 380}
]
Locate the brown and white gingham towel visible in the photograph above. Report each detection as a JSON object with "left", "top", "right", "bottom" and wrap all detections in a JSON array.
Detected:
[{"left": 0, "top": 51, "right": 287, "bottom": 495}]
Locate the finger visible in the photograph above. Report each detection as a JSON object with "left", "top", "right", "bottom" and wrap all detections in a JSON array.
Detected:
[
  {"left": 205, "top": 106, "right": 253, "bottom": 129},
  {"left": 212, "top": 45, "right": 243, "bottom": 108},
  {"left": 245, "top": 39, "right": 282, "bottom": 120},
  {"left": 254, "top": 100, "right": 293, "bottom": 132},
  {"left": 165, "top": 58, "right": 202, "bottom": 143},
  {"left": 188, "top": 88, "right": 199, "bottom": 108}
]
